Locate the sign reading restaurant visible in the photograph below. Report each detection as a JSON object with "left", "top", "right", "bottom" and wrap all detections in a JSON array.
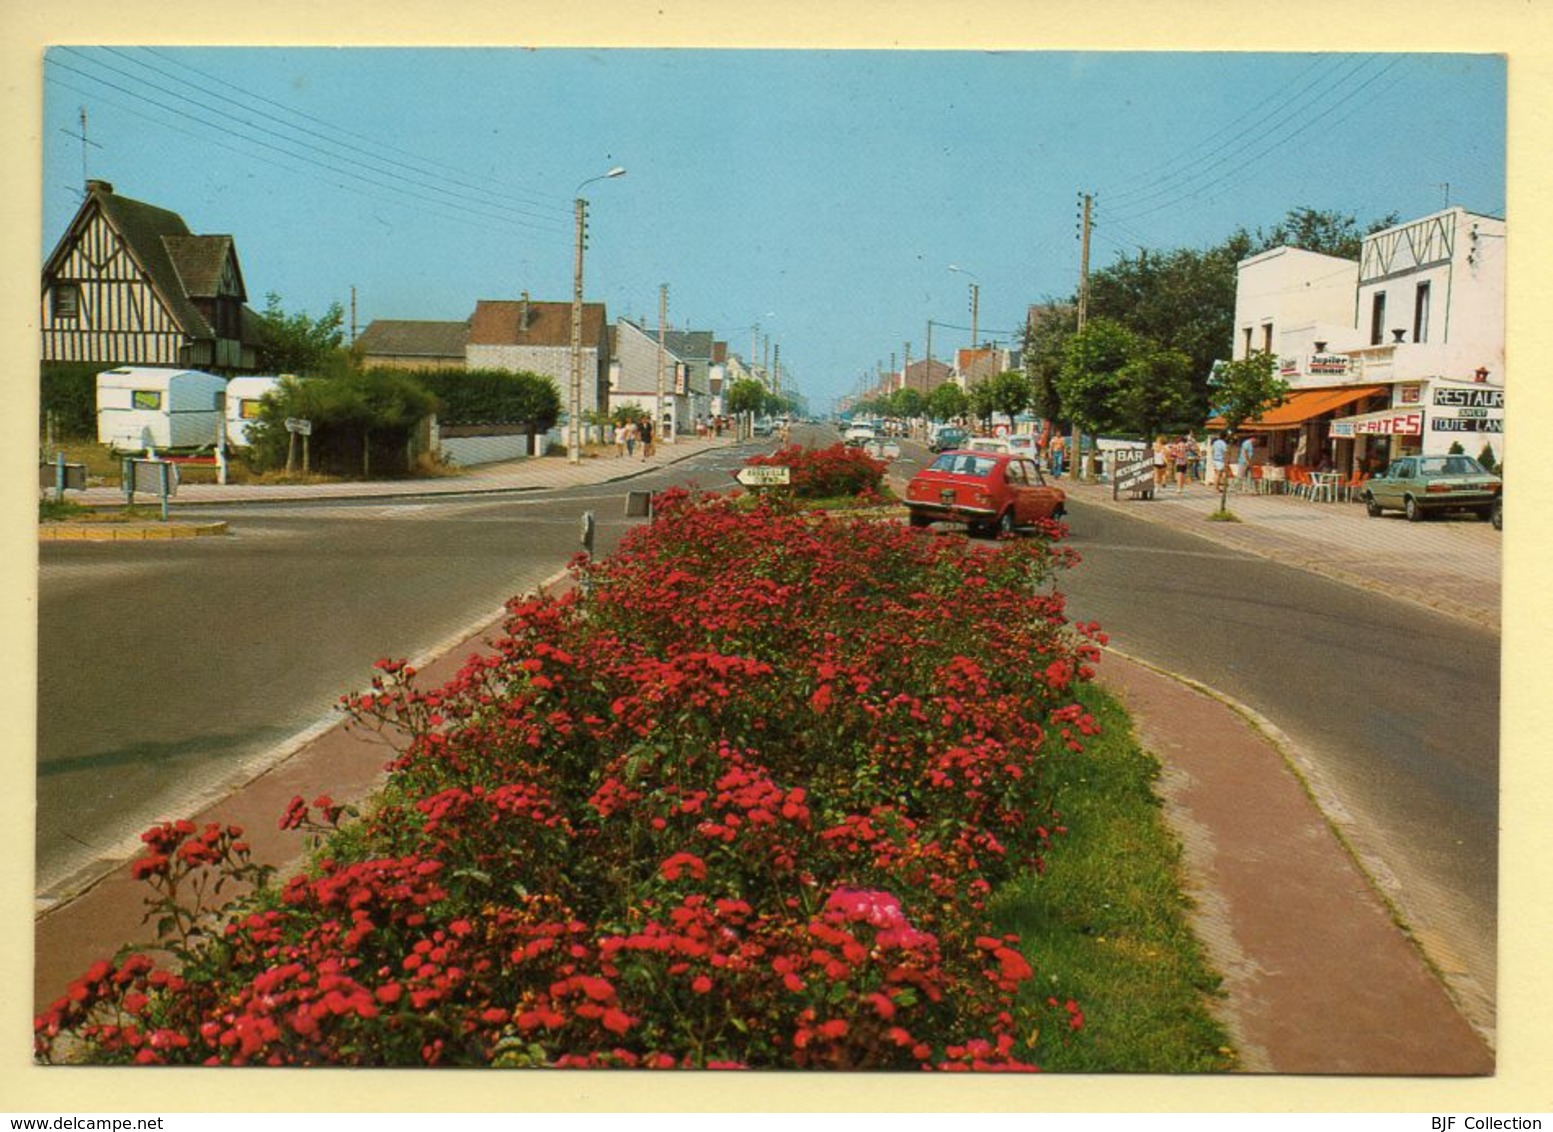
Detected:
[{"left": 1433, "top": 387, "right": 1504, "bottom": 409}]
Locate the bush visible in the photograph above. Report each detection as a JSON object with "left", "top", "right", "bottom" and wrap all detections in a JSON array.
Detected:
[
  {"left": 745, "top": 443, "right": 886, "bottom": 500},
  {"left": 405, "top": 367, "right": 560, "bottom": 431},
  {"left": 37, "top": 494, "right": 1108, "bottom": 1069},
  {"left": 246, "top": 371, "right": 437, "bottom": 477},
  {"left": 40, "top": 363, "right": 101, "bottom": 439}
]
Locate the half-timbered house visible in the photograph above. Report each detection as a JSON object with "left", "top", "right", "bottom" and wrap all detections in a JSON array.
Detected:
[{"left": 41, "top": 180, "right": 264, "bottom": 372}]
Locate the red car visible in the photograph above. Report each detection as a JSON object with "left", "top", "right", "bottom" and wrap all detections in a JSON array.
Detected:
[{"left": 905, "top": 450, "right": 1066, "bottom": 537}]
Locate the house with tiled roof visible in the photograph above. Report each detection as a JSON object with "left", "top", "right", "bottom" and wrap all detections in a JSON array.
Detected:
[
  {"left": 356, "top": 319, "right": 470, "bottom": 370},
  {"left": 610, "top": 319, "right": 717, "bottom": 437},
  {"left": 41, "top": 180, "right": 264, "bottom": 371},
  {"left": 466, "top": 294, "right": 611, "bottom": 416}
]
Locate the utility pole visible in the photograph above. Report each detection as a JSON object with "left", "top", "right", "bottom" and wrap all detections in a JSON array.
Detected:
[
  {"left": 568, "top": 197, "right": 588, "bottom": 463},
  {"left": 903, "top": 342, "right": 911, "bottom": 393},
  {"left": 772, "top": 343, "right": 781, "bottom": 397},
  {"left": 926, "top": 320, "right": 934, "bottom": 371},
  {"left": 350, "top": 286, "right": 358, "bottom": 345},
  {"left": 657, "top": 283, "right": 669, "bottom": 444},
  {"left": 968, "top": 283, "right": 980, "bottom": 351},
  {"left": 1073, "top": 191, "right": 1093, "bottom": 480}
]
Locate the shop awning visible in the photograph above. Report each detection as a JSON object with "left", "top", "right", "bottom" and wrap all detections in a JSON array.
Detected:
[{"left": 1210, "top": 385, "right": 1387, "bottom": 431}]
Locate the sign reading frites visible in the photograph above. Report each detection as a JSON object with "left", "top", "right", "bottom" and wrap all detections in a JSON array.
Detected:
[
  {"left": 735, "top": 465, "right": 792, "bottom": 487},
  {"left": 1330, "top": 410, "right": 1424, "bottom": 438}
]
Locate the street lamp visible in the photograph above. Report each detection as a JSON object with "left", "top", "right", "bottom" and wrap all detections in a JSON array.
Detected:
[{"left": 569, "top": 166, "right": 626, "bottom": 464}]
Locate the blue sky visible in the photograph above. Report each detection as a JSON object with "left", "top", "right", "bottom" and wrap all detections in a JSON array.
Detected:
[{"left": 41, "top": 48, "right": 1505, "bottom": 411}]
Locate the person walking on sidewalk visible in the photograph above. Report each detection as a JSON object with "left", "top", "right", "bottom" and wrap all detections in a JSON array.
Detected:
[
  {"left": 1237, "top": 434, "right": 1256, "bottom": 493},
  {"left": 624, "top": 420, "right": 639, "bottom": 459},
  {"left": 1051, "top": 434, "right": 1067, "bottom": 478},
  {"left": 1171, "top": 435, "right": 1190, "bottom": 494},
  {"left": 1210, "top": 432, "right": 1228, "bottom": 492},
  {"left": 614, "top": 422, "right": 627, "bottom": 459},
  {"left": 1152, "top": 436, "right": 1169, "bottom": 491},
  {"left": 641, "top": 418, "right": 654, "bottom": 461}
]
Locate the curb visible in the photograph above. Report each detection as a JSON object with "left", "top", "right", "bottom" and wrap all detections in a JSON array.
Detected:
[{"left": 38, "top": 521, "right": 228, "bottom": 541}]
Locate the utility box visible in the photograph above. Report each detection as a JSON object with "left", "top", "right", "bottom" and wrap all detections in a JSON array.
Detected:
[{"left": 96, "top": 367, "right": 226, "bottom": 451}]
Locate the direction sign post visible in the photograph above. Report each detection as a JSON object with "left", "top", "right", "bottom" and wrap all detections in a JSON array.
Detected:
[{"left": 734, "top": 465, "right": 792, "bottom": 488}]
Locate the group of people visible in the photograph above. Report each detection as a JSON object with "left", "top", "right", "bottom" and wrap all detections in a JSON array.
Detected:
[
  {"left": 612, "top": 418, "right": 655, "bottom": 461},
  {"left": 1152, "top": 431, "right": 1256, "bottom": 494}
]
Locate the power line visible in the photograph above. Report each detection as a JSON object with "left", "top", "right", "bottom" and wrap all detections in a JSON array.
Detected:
[
  {"left": 43, "top": 72, "right": 565, "bottom": 244},
  {"left": 47, "top": 50, "right": 571, "bottom": 238},
  {"left": 132, "top": 47, "right": 572, "bottom": 217},
  {"left": 1105, "top": 55, "right": 1410, "bottom": 228}
]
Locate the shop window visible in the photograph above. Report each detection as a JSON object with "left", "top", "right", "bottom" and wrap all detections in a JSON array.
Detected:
[
  {"left": 1370, "top": 293, "right": 1387, "bottom": 345},
  {"left": 1413, "top": 282, "right": 1431, "bottom": 343}
]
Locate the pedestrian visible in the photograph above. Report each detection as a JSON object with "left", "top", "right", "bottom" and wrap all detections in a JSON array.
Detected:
[
  {"left": 1186, "top": 431, "right": 1202, "bottom": 482},
  {"left": 1172, "top": 435, "right": 1190, "bottom": 494},
  {"left": 1051, "top": 434, "right": 1066, "bottom": 478},
  {"left": 1237, "top": 433, "right": 1255, "bottom": 492},
  {"left": 1152, "top": 436, "right": 1168, "bottom": 490},
  {"left": 614, "top": 422, "right": 627, "bottom": 459},
  {"left": 641, "top": 418, "right": 654, "bottom": 461},
  {"left": 624, "top": 420, "right": 638, "bottom": 459},
  {"left": 1210, "top": 431, "right": 1229, "bottom": 491}
]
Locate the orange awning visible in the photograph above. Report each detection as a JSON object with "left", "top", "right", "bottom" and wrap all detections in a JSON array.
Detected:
[{"left": 1209, "top": 386, "right": 1388, "bottom": 431}]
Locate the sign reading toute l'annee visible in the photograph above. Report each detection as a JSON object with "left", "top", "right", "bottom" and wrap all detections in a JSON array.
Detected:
[{"left": 734, "top": 465, "right": 792, "bottom": 487}]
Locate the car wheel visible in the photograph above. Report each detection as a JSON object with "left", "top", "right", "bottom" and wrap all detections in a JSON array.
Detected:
[
  {"left": 1364, "top": 494, "right": 1383, "bottom": 518},
  {"left": 908, "top": 512, "right": 931, "bottom": 529},
  {"left": 997, "top": 510, "right": 1016, "bottom": 538},
  {"left": 1491, "top": 498, "right": 1502, "bottom": 531},
  {"left": 1404, "top": 495, "right": 1424, "bottom": 522}
]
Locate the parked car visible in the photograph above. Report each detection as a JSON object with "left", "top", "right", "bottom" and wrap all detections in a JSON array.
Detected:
[
  {"left": 752, "top": 418, "right": 774, "bottom": 437},
  {"left": 930, "top": 426, "right": 968, "bottom": 453},
  {"left": 904, "top": 450, "right": 1066, "bottom": 537},
  {"left": 1362, "top": 454, "right": 1502, "bottom": 522},
  {"left": 843, "top": 423, "right": 877, "bottom": 447},
  {"left": 1006, "top": 434, "right": 1041, "bottom": 462}
]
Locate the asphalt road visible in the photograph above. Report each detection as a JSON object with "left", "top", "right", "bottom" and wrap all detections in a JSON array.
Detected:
[
  {"left": 35, "top": 443, "right": 754, "bottom": 900},
  {"left": 1056, "top": 497, "right": 1499, "bottom": 1033}
]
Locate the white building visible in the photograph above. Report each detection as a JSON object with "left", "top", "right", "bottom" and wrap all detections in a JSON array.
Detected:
[{"left": 1230, "top": 208, "right": 1505, "bottom": 471}]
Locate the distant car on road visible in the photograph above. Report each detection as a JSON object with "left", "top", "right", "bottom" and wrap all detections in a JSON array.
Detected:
[
  {"left": 843, "top": 423, "right": 877, "bottom": 447},
  {"left": 904, "top": 450, "right": 1066, "bottom": 537},
  {"left": 1363, "top": 454, "right": 1502, "bottom": 522},
  {"left": 753, "top": 418, "right": 774, "bottom": 437},
  {"left": 929, "top": 426, "right": 968, "bottom": 453}
]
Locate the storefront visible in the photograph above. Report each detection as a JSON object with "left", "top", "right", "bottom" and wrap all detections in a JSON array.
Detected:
[{"left": 1220, "top": 385, "right": 1390, "bottom": 470}]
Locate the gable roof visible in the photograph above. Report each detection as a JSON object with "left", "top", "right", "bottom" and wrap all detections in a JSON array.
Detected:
[
  {"left": 42, "top": 181, "right": 252, "bottom": 342},
  {"left": 469, "top": 299, "right": 607, "bottom": 349},
  {"left": 164, "top": 234, "right": 245, "bottom": 300},
  {"left": 357, "top": 319, "right": 470, "bottom": 358}
]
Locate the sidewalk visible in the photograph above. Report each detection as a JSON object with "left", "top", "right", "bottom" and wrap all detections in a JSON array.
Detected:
[
  {"left": 61, "top": 433, "right": 740, "bottom": 509},
  {"left": 1054, "top": 472, "right": 1500, "bottom": 626},
  {"left": 33, "top": 438, "right": 1496, "bottom": 1073}
]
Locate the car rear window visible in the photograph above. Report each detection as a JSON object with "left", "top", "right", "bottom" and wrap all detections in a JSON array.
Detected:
[
  {"left": 929, "top": 453, "right": 997, "bottom": 477},
  {"left": 1419, "top": 456, "right": 1485, "bottom": 476}
]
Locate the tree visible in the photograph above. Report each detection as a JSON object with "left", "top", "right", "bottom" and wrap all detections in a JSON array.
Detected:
[
  {"left": 256, "top": 292, "right": 348, "bottom": 376},
  {"left": 1022, "top": 302, "right": 1076, "bottom": 425},
  {"left": 926, "top": 380, "right": 968, "bottom": 423},
  {"left": 1206, "top": 350, "right": 1287, "bottom": 515},
  {"left": 967, "top": 380, "right": 997, "bottom": 431},
  {"left": 726, "top": 377, "right": 769, "bottom": 418},
  {"left": 985, "top": 370, "right": 1032, "bottom": 426},
  {"left": 1055, "top": 318, "right": 1141, "bottom": 478},
  {"left": 1113, "top": 346, "right": 1197, "bottom": 440},
  {"left": 889, "top": 387, "right": 924, "bottom": 421},
  {"left": 246, "top": 370, "right": 437, "bottom": 477},
  {"left": 1253, "top": 206, "right": 1400, "bottom": 263}
]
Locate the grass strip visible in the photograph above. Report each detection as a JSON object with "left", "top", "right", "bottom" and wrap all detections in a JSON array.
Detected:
[{"left": 997, "top": 681, "right": 1237, "bottom": 1072}]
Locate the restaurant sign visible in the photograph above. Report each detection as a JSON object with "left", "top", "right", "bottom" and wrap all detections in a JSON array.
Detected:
[
  {"left": 1433, "top": 387, "right": 1503, "bottom": 409},
  {"left": 1307, "top": 353, "right": 1351, "bottom": 376}
]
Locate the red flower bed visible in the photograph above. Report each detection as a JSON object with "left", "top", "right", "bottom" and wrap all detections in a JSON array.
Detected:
[
  {"left": 37, "top": 490, "right": 1106, "bottom": 1069},
  {"left": 744, "top": 443, "right": 887, "bottom": 499}
]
